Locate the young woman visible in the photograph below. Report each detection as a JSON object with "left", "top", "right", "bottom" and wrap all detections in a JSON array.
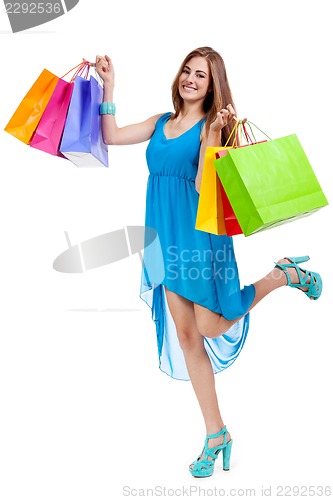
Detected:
[{"left": 95, "top": 47, "right": 322, "bottom": 478}]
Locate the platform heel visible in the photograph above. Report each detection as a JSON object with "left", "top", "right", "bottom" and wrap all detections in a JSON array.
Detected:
[
  {"left": 222, "top": 439, "right": 233, "bottom": 471},
  {"left": 189, "top": 426, "right": 232, "bottom": 478}
]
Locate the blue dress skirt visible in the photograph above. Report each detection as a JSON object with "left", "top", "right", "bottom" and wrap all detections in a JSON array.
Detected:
[{"left": 140, "top": 112, "right": 255, "bottom": 381}]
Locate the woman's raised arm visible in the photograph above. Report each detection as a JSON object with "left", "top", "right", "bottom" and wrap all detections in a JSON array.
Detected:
[{"left": 96, "top": 54, "right": 163, "bottom": 145}]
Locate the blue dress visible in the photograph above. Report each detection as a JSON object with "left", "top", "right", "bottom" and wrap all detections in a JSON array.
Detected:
[{"left": 140, "top": 112, "right": 255, "bottom": 381}]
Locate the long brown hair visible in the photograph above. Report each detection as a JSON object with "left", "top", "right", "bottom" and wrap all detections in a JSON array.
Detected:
[{"left": 171, "top": 46, "right": 236, "bottom": 145}]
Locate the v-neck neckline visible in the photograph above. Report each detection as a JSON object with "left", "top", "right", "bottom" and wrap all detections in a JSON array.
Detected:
[{"left": 162, "top": 116, "right": 204, "bottom": 141}]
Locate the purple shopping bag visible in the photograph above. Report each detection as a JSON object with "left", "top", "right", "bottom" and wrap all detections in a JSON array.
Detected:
[
  {"left": 29, "top": 78, "right": 74, "bottom": 157},
  {"left": 59, "top": 74, "right": 109, "bottom": 167}
]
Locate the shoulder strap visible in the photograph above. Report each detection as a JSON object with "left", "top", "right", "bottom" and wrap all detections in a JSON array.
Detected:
[
  {"left": 200, "top": 117, "right": 207, "bottom": 132},
  {"left": 154, "top": 112, "right": 172, "bottom": 130}
]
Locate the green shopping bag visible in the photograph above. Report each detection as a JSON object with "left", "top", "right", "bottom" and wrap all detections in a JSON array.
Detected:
[{"left": 214, "top": 127, "right": 328, "bottom": 236}]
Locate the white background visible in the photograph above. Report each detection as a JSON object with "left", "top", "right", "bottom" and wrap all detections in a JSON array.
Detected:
[{"left": 0, "top": 0, "right": 333, "bottom": 498}]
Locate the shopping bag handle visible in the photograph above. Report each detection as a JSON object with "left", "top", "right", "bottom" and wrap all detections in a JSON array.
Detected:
[
  {"left": 224, "top": 118, "right": 252, "bottom": 148},
  {"left": 241, "top": 120, "right": 254, "bottom": 144},
  {"left": 245, "top": 120, "right": 272, "bottom": 142},
  {"left": 224, "top": 117, "right": 272, "bottom": 147},
  {"left": 237, "top": 119, "right": 257, "bottom": 146},
  {"left": 224, "top": 118, "right": 240, "bottom": 148},
  {"left": 60, "top": 59, "right": 93, "bottom": 82},
  {"left": 80, "top": 59, "right": 104, "bottom": 86}
]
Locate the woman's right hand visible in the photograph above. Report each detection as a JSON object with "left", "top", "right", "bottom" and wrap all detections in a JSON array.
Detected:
[{"left": 95, "top": 55, "right": 114, "bottom": 86}]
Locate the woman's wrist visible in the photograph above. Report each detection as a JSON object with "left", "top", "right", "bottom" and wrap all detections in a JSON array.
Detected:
[
  {"left": 102, "top": 81, "right": 114, "bottom": 101},
  {"left": 207, "top": 126, "right": 222, "bottom": 147}
]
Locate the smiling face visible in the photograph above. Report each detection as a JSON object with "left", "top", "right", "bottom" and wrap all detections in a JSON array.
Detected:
[{"left": 178, "top": 56, "right": 211, "bottom": 105}]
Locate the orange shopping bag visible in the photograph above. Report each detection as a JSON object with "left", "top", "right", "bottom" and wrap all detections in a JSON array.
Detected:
[{"left": 4, "top": 69, "right": 59, "bottom": 144}]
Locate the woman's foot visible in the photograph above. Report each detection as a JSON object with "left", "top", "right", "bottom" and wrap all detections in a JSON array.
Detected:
[
  {"left": 276, "top": 258, "right": 310, "bottom": 289},
  {"left": 275, "top": 257, "right": 321, "bottom": 300},
  {"left": 189, "top": 430, "right": 232, "bottom": 470}
]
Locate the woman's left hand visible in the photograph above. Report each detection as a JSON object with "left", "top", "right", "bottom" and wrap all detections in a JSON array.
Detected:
[{"left": 210, "top": 104, "right": 236, "bottom": 131}]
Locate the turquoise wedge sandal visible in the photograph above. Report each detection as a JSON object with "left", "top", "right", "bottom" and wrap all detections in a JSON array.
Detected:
[
  {"left": 274, "top": 256, "right": 322, "bottom": 300},
  {"left": 189, "top": 426, "right": 233, "bottom": 478}
]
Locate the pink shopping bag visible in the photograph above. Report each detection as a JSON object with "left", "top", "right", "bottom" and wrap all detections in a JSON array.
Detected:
[{"left": 29, "top": 78, "right": 74, "bottom": 157}]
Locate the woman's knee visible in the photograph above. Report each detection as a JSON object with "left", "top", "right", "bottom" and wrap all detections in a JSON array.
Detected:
[
  {"left": 176, "top": 328, "right": 203, "bottom": 352},
  {"left": 196, "top": 315, "right": 232, "bottom": 338}
]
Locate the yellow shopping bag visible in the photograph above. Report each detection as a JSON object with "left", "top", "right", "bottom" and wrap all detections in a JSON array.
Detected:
[{"left": 195, "top": 146, "right": 227, "bottom": 235}]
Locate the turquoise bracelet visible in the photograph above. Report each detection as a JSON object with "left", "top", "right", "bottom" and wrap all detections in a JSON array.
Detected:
[{"left": 99, "top": 102, "right": 116, "bottom": 115}]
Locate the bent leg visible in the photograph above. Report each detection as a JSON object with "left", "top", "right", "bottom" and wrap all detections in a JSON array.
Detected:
[{"left": 194, "top": 261, "right": 293, "bottom": 338}]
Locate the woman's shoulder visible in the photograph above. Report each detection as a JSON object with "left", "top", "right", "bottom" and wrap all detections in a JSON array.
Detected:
[
  {"left": 147, "top": 112, "right": 172, "bottom": 131},
  {"left": 154, "top": 111, "right": 172, "bottom": 124}
]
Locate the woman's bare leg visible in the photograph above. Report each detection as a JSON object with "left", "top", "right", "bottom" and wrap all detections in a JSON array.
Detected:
[
  {"left": 194, "top": 258, "right": 314, "bottom": 338},
  {"left": 164, "top": 286, "right": 231, "bottom": 465}
]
